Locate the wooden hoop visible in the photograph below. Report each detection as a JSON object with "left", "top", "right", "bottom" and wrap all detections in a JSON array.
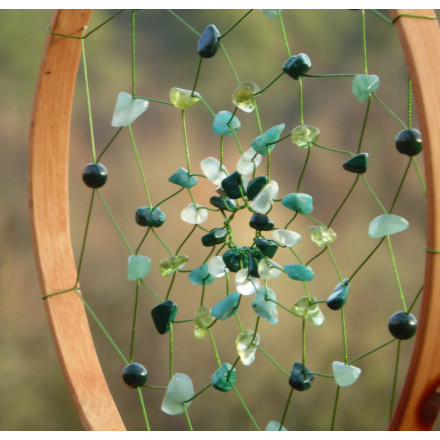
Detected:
[{"left": 29, "top": 9, "right": 440, "bottom": 430}]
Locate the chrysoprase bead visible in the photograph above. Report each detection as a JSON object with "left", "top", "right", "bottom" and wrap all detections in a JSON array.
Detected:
[
  {"left": 283, "top": 53, "right": 312, "bottom": 79},
  {"left": 189, "top": 265, "right": 216, "bottom": 286},
  {"left": 352, "top": 74, "right": 380, "bottom": 103},
  {"left": 368, "top": 214, "right": 409, "bottom": 238},
  {"left": 289, "top": 362, "right": 315, "bottom": 391},
  {"left": 198, "top": 24, "right": 221, "bottom": 58},
  {"left": 207, "top": 256, "right": 228, "bottom": 278},
  {"left": 222, "top": 248, "right": 248, "bottom": 273},
  {"left": 111, "top": 92, "right": 149, "bottom": 127},
  {"left": 251, "top": 180, "right": 279, "bottom": 214},
  {"left": 181, "top": 203, "right": 208, "bottom": 224},
  {"left": 327, "top": 280, "right": 350, "bottom": 310},
  {"left": 251, "top": 124, "right": 286, "bottom": 156},
  {"left": 201, "top": 157, "right": 229, "bottom": 186},
  {"left": 332, "top": 361, "right": 362, "bottom": 387},
  {"left": 395, "top": 128, "right": 422, "bottom": 156},
  {"left": 161, "top": 373, "right": 194, "bottom": 415},
  {"left": 291, "top": 296, "right": 325, "bottom": 327},
  {"left": 212, "top": 363, "right": 237, "bottom": 392},
  {"left": 213, "top": 111, "right": 241, "bottom": 136},
  {"left": 159, "top": 255, "right": 189, "bottom": 276},
  {"left": 212, "top": 292, "right": 240, "bottom": 320},
  {"left": 262, "top": 9, "right": 283, "bottom": 19},
  {"left": 82, "top": 163, "right": 108, "bottom": 188},
  {"left": 237, "top": 147, "right": 262, "bottom": 175},
  {"left": 202, "top": 228, "right": 228, "bottom": 247},
  {"left": 291, "top": 124, "right": 320, "bottom": 148},
  {"left": 151, "top": 300, "right": 178, "bottom": 334},
  {"left": 309, "top": 225, "right": 337, "bottom": 246},
  {"left": 265, "top": 421, "right": 287, "bottom": 431},
  {"left": 271, "top": 229, "right": 302, "bottom": 247},
  {"left": 170, "top": 87, "right": 201, "bottom": 110},
  {"left": 252, "top": 287, "right": 278, "bottom": 324},
  {"left": 235, "top": 268, "right": 260, "bottom": 295},
  {"left": 168, "top": 167, "right": 198, "bottom": 188},
  {"left": 135, "top": 206, "right": 166, "bottom": 227},
  {"left": 221, "top": 171, "right": 246, "bottom": 199},
  {"left": 122, "top": 363, "right": 148, "bottom": 388},
  {"left": 247, "top": 176, "right": 269, "bottom": 201},
  {"left": 342, "top": 153, "right": 369, "bottom": 174},
  {"left": 250, "top": 213, "right": 275, "bottom": 231},
  {"left": 258, "top": 259, "right": 282, "bottom": 280},
  {"left": 284, "top": 264, "right": 314, "bottom": 282},
  {"left": 232, "top": 82, "right": 260, "bottom": 113},
  {"left": 209, "top": 195, "right": 236, "bottom": 211},
  {"left": 282, "top": 193, "right": 313, "bottom": 214},
  {"left": 236, "top": 330, "right": 260, "bottom": 366},
  {"left": 127, "top": 255, "right": 151, "bottom": 280},
  {"left": 194, "top": 305, "right": 215, "bottom": 340},
  {"left": 254, "top": 237, "right": 278, "bottom": 258}
]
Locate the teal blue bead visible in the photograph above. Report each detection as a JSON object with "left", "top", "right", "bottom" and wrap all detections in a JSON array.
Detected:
[
  {"left": 211, "top": 363, "right": 237, "bottom": 392},
  {"left": 252, "top": 287, "right": 278, "bottom": 324},
  {"left": 251, "top": 124, "right": 285, "bottom": 156},
  {"left": 289, "top": 362, "right": 315, "bottom": 391},
  {"left": 151, "top": 300, "right": 178, "bottom": 334},
  {"left": 213, "top": 111, "right": 241, "bottom": 135},
  {"left": 212, "top": 292, "right": 240, "bottom": 320},
  {"left": 327, "top": 279, "right": 350, "bottom": 310},
  {"left": 209, "top": 195, "right": 236, "bottom": 211},
  {"left": 342, "top": 153, "right": 369, "bottom": 174},
  {"left": 189, "top": 265, "right": 216, "bottom": 285},
  {"left": 247, "top": 176, "right": 268, "bottom": 201},
  {"left": 283, "top": 53, "right": 311, "bottom": 79},
  {"left": 135, "top": 206, "right": 166, "bottom": 227},
  {"left": 202, "top": 228, "right": 228, "bottom": 247},
  {"left": 127, "top": 255, "right": 151, "bottom": 280},
  {"left": 168, "top": 167, "right": 198, "bottom": 188},
  {"left": 352, "top": 74, "right": 380, "bottom": 103},
  {"left": 368, "top": 214, "right": 409, "bottom": 238},
  {"left": 221, "top": 171, "right": 246, "bottom": 199},
  {"left": 284, "top": 264, "right": 314, "bottom": 281},
  {"left": 254, "top": 237, "right": 278, "bottom": 258},
  {"left": 222, "top": 248, "right": 248, "bottom": 272},
  {"left": 282, "top": 193, "right": 313, "bottom": 214}
]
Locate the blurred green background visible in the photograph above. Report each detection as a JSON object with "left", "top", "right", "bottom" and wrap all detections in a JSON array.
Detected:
[{"left": 1, "top": 8, "right": 438, "bottom": 431}]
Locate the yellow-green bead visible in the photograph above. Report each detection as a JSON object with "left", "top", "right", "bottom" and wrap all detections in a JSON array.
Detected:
[
  {"left": 291, "top": 124, "right": 320, "bottom": 148},
  {"left": 309, "top": 225, "right": 337, "bottom": 246},
  {"left": 232, "top": 82, "right": 260, "bottom": 113},
  {"left": 194, "top": 306, "right": 215, "bottom": 340},
  {"left": 170, "top": 87, "right": 202, "bottom": 110}
]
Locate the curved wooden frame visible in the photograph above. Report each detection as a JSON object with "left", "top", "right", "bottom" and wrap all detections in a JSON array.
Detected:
[{"left": 28, "top": 9, "right": 440, "bottom": 430}]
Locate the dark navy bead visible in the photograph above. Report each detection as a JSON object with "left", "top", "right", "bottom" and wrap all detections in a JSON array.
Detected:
[
  {"left": 198, "top": 24, "right": 221, "bottom": 58},
  {"left": 289, "top": 362, "right": 315, "bottom": 391}
]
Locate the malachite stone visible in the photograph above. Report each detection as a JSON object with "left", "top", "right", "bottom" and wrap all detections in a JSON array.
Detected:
[
  {"left": 291, "top": 124, "right": 320, "bottom": 148},
  {"left": 211, "top": 363, "right": 237, "bottom": 392},
  {"left": 352, "top": 74, "right": 380, "bottom": 103},
  {"left": 222, "top": 248, "right": 248, "bottom": 273},
  {"left": 159, "top": 255, "right": 189, "bottom": 276},
  {"left": 127, "top": 255, "right": 151, "bottom": 280},
  {"left": 265, "top": 421, "right": 287, "bottom": 431},
  {"left": 202, "top": 228, "right": 228, "bottom": 247},
  {"left": 247, "top": 176, "right": 269, "bottom": 201},
  {"left": 309, "top": 225, "right": 337, "bottom": 246},
  {"left": 135, "top": 206, "right": 166, "bottom": 227},
  {"left": 282, "top": 193, "right": 313, "bottom": 214},
  {"left": 161, "top": 373, "right": 194, "bottom": 415},
  {"left": 151, "top": 300, "right": 178, "bottom": 334},
  {"left": 198, "top": 24, "right": 221, "bottom": 58},
  {"left": 283, "top": 53, "right": 312, "bottom": 79},
  {"left": 111, "top": 92, "right": 149, "bottom": 127},
  {"left": 327, "top": 279, "right": 350, "bottom": 310},
  {"left": 235, "top": 268, "right": 260, "bottom": 295},
  {"left": 169, "top": 87, "right": 201, "bottom": 110},
  {"left": 262, "top": 9, "right": 283, "bottom": 19},
  {"left": 291, "top": 296, "right": 325, "bottom": 327},
  {"left": 194, "top": 305, "right": 215, "bottom": 340},
  {"left": 284, "top": 264, "right": 314, "bottom": 282},
  {"left": 168, "top": 167, "right": 198, "bottom": 188},
  {"left": 213, "top": 111, "right": 241, "bottom": 136},
  {"left": 254, "top": 237, "right": 278, "bottom": 258},
  {"left": 251, "top": 123, "right": 286, "bottom": 156},
  {"left": 207, "top": 255, "right": 228, "bottom": 278},
  {"left": 251, "top": 180, "right": 279, "bottom": 214},
  {"left": 212, "top": 292, "right": 240, "bottom": 320},
  {"left": 395, "top": 128, "right": 422, "bottom": 156},
  {"left": 189, "top": 265, "right": 216, "bottom": 286},
  {"left": 289, "top": 362, "right": 315, "bottom": 391},
  {"left": 236, "top": 329, "right": 260, "bottom": 366},
  {"left": 332, "top": 361, "right": 362, "bottom": 387},
  {"left": 271, "top": 229, "right": 302, "bottom": 247},
  {"left": 368, "top": 214, "right": 409, "bottom": 238},
  {"left": 232, "top": 82, "right": 260, "bottom": 113},
  {"left": 252, "top": 287, "right": 278, "bottom": 324},
  {"left": 122, "top": 363, "right": 148, "bottom": 388},
  {"left": 342, "top": 153, "right": 369, "bottom": 174},
  {"left": 237, "top": 147, "right": 262, "bottom": 175},
  {"left": 250, "top": 213, "right": 275, "bottom": 231},
  {"left": 258, "top": 258, "right": 282, "bottom": 280},
  {"left": 201, "top": 157, "right": 229, "bottom": 186},
  {"left": 209, "top": 195, "right": 236, "bottom": 212},
  {"left": 221, "top": 171, "right": 246, "bottom": 199},
  {"left": 180, "top": 203, "right": 208, "bottom": 225}
]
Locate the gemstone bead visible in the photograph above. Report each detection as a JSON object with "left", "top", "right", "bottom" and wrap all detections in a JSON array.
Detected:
[
  {"left": 202, "top": 228, "right": 228, "bottom": 247},
  {"left": 327, "top": 280, "right": 350, "bottom": 310},
  {"left": 127, "top": 255, "right": 151, "bottom": 280},
  {"left": 283, "top": 53, "right": 312, "bottom": 79},
  {"left": 289, "top": 362, "right": 315, "bottom": 391},
  {"left": 82, "top": 163, "right": 108, "bottom": 188},
  {"left": 161, "top": 373, "right": 194, "bottom": 415},
  {"left": 237, "top": 147, "right": 262, "bottom": 175},
  {"left": 247, "top": 252, "right": 262, "bottom": 278},
  {"left": 213, "top": 111, "right": 241, "bottom": 136},
  {"left": 254, "top": 237, "right": 278, "bottom": 258},
  {"left": 368, "top": 214, "right": 409, "bottom": 238},
  {"left": 265, "top": 421, "right": 287, "bottom": 431},
  {"left": 135, "top": 206, "right": 166, "bottom": 227},
  {"left": 309, "top": 225, "right": 337, "bottom": 246},
  {"left": 181, "top": 203, "right": 208, "bottom": 224},
  {"left": 222, "top": 171, "right": 246, "bottom": 199},
  {"left": 251, "top": 180, "right": 279, "bottom": 214},
  {"left": 194, "top": 306, "right": 215, "bottom": 340},
  {"left": 189, "top": 265, "right": 216, "bottom": 286},
  {"left": 342, "top": 153, "right": 369, "bottom": 174},
  {"left": 258, "top": 259, "right": 282, "bottom": 280},
  {"left": 352, "top": 74, "right": 380, "bottom": 103},
  {"left": 212, "top": 292, "right": 240, "bottom": 320},
  {"left": 284, "top": 264, "right": 314, "bottom": 281},
  {"left": 271, "top": 229, "right": 302, "bottom": 247},
  {"left": 168, "top": 167, "right": 198, "bottom": 188},
  {"left": 212, "top": 363, "right": 237, "bottom": 392},
  {"left": 252, "top": 287, "right": 278, "bottom": 324},
  {"left": 207, "top": 256, "right": 228, "bottom": 278},
  {"left": 262, "top": 10, "right": 283, "bottom": 19},
  {"left": 388, "top": 311, "right": 417, "bottom": 339},
  {"left": 291, "top": 296, "right": 325, "bottom": 327},
  {"left": 251, "top": 124, "right": 286, "bottom": 156},
  {"left": 198, "top": 24, "right": 221, "bottom": 58},
  {"left": 332, "top": 361, "right": 362, "bottom": 387},
  {"left": 247, "top": 176, "right": 269, "bottom": 201},
  {"left": 395, "top": 128, "right": 422, "bottom": 156},
  {"left": 122, "top": 363, "right": 147, "bottom": 388},
  {"left": 170, "top": 87, "right": 201, "bottom": 110},
  {"left": 291, "top": 124, "right": 320, "bottom": 148},
  {"left": 111, "top": 92, "right": 149, "bottom": 127},
  {"left": 232, "top": 82, "right": 260, "bottom": 113},
  {"left": 236, "top": 330, "right": 260, "bottom": 365},
  {"left": 159, "top": 255, "right": 189, "bottom": 276},
  {"left": 282, "top": 193, "right": 313, "bottom": 214},
  {"left": 250, "top": 213, "right": 275, "bottom": 231},
  {"left": 151, "top": 300, "right": 178, "bottom": 334},
  {"left": 201, "top": 157, "right": 229, "bottom": 186},
  {"left": 235, "top": 268, "right": 260, "bottom": 295},
  {"left": 209, "top": 195, "right": 236, "bottom": 211}
]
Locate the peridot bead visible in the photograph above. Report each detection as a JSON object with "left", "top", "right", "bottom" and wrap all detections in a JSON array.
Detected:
[
  {"left": 170, "top": 87, "right": 202, "bottom": 110},
  {"left": 309, "top": 225, "right": 337, "bottom": 246},
  {"left": 232, "top": 82, "right": 260, "bottom": 113},
  {"left": 291, "top": 124, "right": 320, "bottom": 148},
  {"left": 194, "top": 306, "right": 215, "bottom": 340}
]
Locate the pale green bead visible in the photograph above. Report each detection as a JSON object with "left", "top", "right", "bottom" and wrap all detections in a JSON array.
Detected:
[
  {"left": 159, "top": 255, "right": 189, "bottom": 276},
  {"left": 291, "top": 296, "right": 324, "bottom": 327},
  {"left": 111, "top": 92, "right": 149, "bottom": 127},
  {"left": 232, "top": 82, "right": 260, "bottom": 113},
  {"left": 291, "top": 124, "right": 320, "bottom": 148},
  {"left": 368, "top": 214, "right": 409, "bottom": 238},
  {"left": 352, "top": 74, "right": 380, "bottom": 103},
  {"left": 236, "top": 329, "right": 260, "bottom": 365},
  {"left": 309, "top": 225, "right": 337, "bottom": 246},
  {"left": 194, "top": 306, "right": 215, "bottom": 340},
  {"left": 266, "top": 421, "right": 287, "bottom": 431},
  {"left": 332, "top": 361, "right": 362, "bottom": 387},
  {"left": 170, "top": 87, "right": 202, "bottom": 110},
  {"left": 127, "top": 255, "right": 151, "bottom": 280},
  {"left": 161, "top": 373, "right": 194, "bottom": 415}
]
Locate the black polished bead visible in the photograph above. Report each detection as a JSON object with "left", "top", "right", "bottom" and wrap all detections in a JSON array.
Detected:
[
  {"left": 202, "top": 228, "right": 228, "bottom": 247},
  {"left": 151, "top": 300, "right": 178, "bottom": 334},
  {"left": 82, "top": 163, "right": 108, "bottom": 188},
  {"left": 395, "top": 128, "right": 422, "bottom": 156},
  {"left": 247, "top": 176, "right": 269, "bottom": 201},
  {"left": 254, "top": 237, "right": 278, "bottom": 258},
  {"left": 388, "top": 311, "right": 417, "bottom": 340},
  {"left": 221, "top": 171, "right": 246, "bottom": 199},
  {"left": 122, "top": 363, "right": 148, "bottom": 388},
  {"left": 210, "top": 195, "right": 236, "bottom": 211},
  {"left": 249, "top": 213, "right": 275, "bottom": 231},
  {"left": 198, "top": 24, "right": 221, "bottom": 58}
]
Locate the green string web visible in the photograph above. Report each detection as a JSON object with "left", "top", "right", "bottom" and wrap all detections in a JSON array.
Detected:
[{"left": 46, "top": 9, "right": 435, "bottom": 430}]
